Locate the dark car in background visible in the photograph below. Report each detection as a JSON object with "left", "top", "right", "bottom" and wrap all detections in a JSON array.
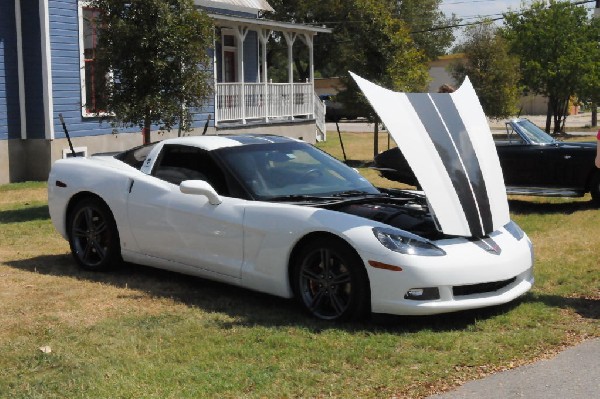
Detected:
[
  {"left": 319, "top": 94, "right": 360, "bottom": 122},
  {"left": 374, "top": 118, "right": 600, "bottom": 203}
]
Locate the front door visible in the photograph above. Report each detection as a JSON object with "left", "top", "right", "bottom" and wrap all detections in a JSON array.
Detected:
[
  {"left": 126, "top": 177, "right": 245, "bottom": 278},
  {"left": 223, "top": 51, "right": 236, "bottom": 82}
]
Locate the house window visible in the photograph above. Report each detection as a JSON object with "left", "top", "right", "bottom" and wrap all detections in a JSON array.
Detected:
[
  {"left": 79, "top": 4, "right": 107, "bottom": 115},
  {"left": 221, "top": 32, "right": 237, "bottom": 82}
]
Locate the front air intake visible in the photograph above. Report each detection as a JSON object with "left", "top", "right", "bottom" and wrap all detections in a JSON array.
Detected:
[{"left": 453, "top": 277, "right": 516, "bottom": 297}]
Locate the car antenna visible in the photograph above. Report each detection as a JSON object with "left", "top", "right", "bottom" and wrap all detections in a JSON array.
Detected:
[{"left": 58, "top": 113, "right": 77, "bottom": 157}]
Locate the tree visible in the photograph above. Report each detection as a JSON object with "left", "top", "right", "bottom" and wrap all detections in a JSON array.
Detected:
[
  {"left": 269, "top": 0, "right": 430, "bottom": 156},
  {"left": 449, "top": 21, "right": 521, "bottom": 119},
  {"left": 270, "top": 0, "right": 436, "bottom": 80},
  {"left": 90, "top": 0, "right": 214, "bottom": 144},
  {"left": 395, "top": 0, "right": 460, "bottom": 60},
  {"left": 266, "top": 0, "right": 337, "bottom": 82},
  {"left": 331, "top": 0, "right": 430, "bottom": 91},
  {"left": 502, "top": 0, "right": 600, "bottom": 134}
]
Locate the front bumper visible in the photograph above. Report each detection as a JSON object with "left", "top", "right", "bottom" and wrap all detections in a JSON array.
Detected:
[{"left": 363, "top": 231, "right": 534, "bottom": 316}]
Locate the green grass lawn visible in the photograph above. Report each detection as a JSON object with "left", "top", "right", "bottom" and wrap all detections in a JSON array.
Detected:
[{"left": 0, "top": 135, "right": 598, "bottom": 398}]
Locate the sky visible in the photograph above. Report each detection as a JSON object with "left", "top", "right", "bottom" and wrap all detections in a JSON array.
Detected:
[
  {"left": 440, "top": 0, "right": 526, "bottom": 23},
  {"left": 439, "top": 0, "right": 598, "bottom": 45}
]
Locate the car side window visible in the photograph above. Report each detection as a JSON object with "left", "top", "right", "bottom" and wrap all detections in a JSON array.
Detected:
[{"left": 152, "top": 144, "right": 229, "bottom": 195}]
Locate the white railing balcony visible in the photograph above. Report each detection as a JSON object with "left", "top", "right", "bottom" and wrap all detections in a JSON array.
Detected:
[{"left": 216, "top": 82, "right": 314, "bottom": 124}]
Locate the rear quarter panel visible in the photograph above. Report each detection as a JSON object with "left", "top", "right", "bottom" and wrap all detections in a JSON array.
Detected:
[{"left": 48, "top": 157, "right": 143, "bottom": 250}]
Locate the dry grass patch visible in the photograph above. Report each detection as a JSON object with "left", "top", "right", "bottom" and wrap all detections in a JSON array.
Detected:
[
  {"left": 0, "top": 182, "right": 48, "bottom": 205},
  {"left": 1, "top": 164, "right": 598, "bottom": 398}
]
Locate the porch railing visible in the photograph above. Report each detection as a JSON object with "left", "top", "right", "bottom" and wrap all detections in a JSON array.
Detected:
[{"left": 216, "top": 82, "right": 314, "bottom": 124}]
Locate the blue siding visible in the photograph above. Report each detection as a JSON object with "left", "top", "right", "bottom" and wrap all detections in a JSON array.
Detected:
[
  {"left": 215, "top": 31, "right": 259, "bottom": 84},
  {"left": 48, "top": 0, "right": 115, "bottom": 139},
  {"left": 244, "top": 31, "right": 259, "bottom": 83},
  {"left": 22, "top": 0, "right": 46, "bottom": 139},
  {"left": 47, "top": 0, "right": 213, "bottom": 139},
  {"left": 0, "top": 0, "right": 21, "bottom": 140}
]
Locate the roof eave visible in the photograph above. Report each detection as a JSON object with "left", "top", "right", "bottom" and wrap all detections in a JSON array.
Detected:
[
  {"left": 207, "top": 12, "right": 331, "bottom": 34},
  {"left": 196, "top": 0, "right": 274, "bottom": 13}
]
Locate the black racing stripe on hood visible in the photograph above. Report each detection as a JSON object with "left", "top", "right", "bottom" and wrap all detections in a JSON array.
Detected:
[
  {"left": 431, "top": 94, "right": 494, "bottom": 234},
  {"left": 406, "top": 94, "right": 487, "bottom": 237}
]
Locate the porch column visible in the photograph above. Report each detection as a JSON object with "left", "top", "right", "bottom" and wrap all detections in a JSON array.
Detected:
[
  {"left": 212, "top": 28, "right": 218, "bottom": 127},
  {"left": 39, "top": 0, "right": 54, "bottom": 139},
  {"left": 258, "top": 29, "right": 271, "bottom": 122},
  {"left": 300, "top": 33, "right": 315, "bottom": 117},
  {"left": 283, "top": 31, "right": 297, "bottom": 120},
  {"left": 234, "top": 26, "right": 248, "bottom": 123}
]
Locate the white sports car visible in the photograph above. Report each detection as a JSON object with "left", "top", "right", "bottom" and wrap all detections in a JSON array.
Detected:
[{"left": 48, "top": 75, "right": 534, "bottom": 321}]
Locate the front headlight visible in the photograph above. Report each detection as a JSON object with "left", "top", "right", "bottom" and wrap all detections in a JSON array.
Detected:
[
  {"left": 504, "top": 220, "right": 525, "bottom": 240},
  {"left": 373, "top": 227, "right": 446, "bottom": 256}
]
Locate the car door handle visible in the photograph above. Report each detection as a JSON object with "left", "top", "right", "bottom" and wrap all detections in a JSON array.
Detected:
[{"left": 563, "top": 155, "right": 572, "bottom": 160}]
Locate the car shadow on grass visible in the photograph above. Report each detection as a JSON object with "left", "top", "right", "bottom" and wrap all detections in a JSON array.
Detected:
[
  {"left": 6, "top": 254, "right": 594, "bottom": 333},
  {"left": 527, "top": 292, "right": 599, "bottom": 320},
  {"left": 508, "top": 198, "right": 597, "bottom": 214},
  {"left": 0, "top": 205, "right": 50, "bottom": 223}
]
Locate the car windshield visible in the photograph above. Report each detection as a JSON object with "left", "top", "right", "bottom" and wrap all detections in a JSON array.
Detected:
[
  {"left": 514, "top": 119, "right": 557, "bottom": 145},
  {"left": 217, "top": 141, "right": 380, "bottom": 200}
]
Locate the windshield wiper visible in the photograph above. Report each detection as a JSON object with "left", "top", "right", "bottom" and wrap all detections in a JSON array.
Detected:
[
  {"left": 332, "top": 190, "right": 389, "bottom": 197},
  {"left": 265, "top": 191, "right": 390, "bottom": 202},
  {"left": 265, "top": 194, "right": 338, "bottom": 202}
]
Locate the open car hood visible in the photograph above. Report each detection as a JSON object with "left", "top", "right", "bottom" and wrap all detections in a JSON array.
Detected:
[{"left": 351, "top": 73, "right": 509, "bottom": 238}]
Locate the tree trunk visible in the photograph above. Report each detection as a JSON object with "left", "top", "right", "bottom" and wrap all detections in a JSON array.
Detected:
[
  {"left": 373, "top": 115, "right": 379, "bottom": 159},
  {"left": 559, "top": 98, "right": 570, "bottom": 134},
  {"left": 143, "top": 114, "right": 151, "bottom": 145},
  {"left": 293, "top": 57, "right": 309, "bottom": 82},
  {"left": 592, "top": 103, "right": 597, "bottom": 127},
  {"left": 545, "top": 101, "right": 553, "bottom": 133}
]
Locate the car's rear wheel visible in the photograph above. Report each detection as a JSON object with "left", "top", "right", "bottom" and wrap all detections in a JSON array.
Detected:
[
  {"left": 68, "top": 197, "right": 121, "bottom": 271},
  {"left": 291, "top": 237, "right": 370, "bottom": 321}
]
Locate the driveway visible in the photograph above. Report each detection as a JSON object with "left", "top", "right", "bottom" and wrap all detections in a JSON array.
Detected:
[{"left": 427, "top": 337, "right": 600, "bottom": 399}]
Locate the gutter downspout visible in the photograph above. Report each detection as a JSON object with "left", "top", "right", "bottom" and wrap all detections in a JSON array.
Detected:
[
  {"left": 15, "top": 0, "right": 26, "bottom": 139},
  {"left": 39, "top": 0, "right": 54, "bottom": 140}
]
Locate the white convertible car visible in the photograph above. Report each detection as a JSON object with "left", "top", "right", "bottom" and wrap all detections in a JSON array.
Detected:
[{"left": 48, "top": 75, "right": 534, "bottom": 321}]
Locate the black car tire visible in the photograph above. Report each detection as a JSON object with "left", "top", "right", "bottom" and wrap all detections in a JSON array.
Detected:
[
  {"left": 68, "top": 197, "right": 122, "bottom": 271},
  {"left": 291, "top": 237, "right": 370, "bottom": 321}
]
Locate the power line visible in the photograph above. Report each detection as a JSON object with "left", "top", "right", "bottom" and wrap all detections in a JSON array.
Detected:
[
  {"left": 313, "top": 0, "right": 596, "bottom": 33},
  {"left": 411, "top": 0, "right": 596, "bottom": 34},
  {"left": 443, "top": 0, "right": 500, "bottom": 4}
]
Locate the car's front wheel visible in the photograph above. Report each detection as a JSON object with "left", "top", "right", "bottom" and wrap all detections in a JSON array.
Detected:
[
  {"left": 68, "top": 197, "right": 121, "bottom": 271},
  {"left": 291, "top": 237, "right": 370, "bottom": 321}
]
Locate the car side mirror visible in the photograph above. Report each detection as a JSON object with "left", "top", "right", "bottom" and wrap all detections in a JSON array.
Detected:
[{"left": 180, "top": 180, "right": 222, "bottom": 205}]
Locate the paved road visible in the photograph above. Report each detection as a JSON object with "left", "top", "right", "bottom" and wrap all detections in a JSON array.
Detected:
[{"left": 427, "top": 338, "right": 600, "bottom": 399}]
